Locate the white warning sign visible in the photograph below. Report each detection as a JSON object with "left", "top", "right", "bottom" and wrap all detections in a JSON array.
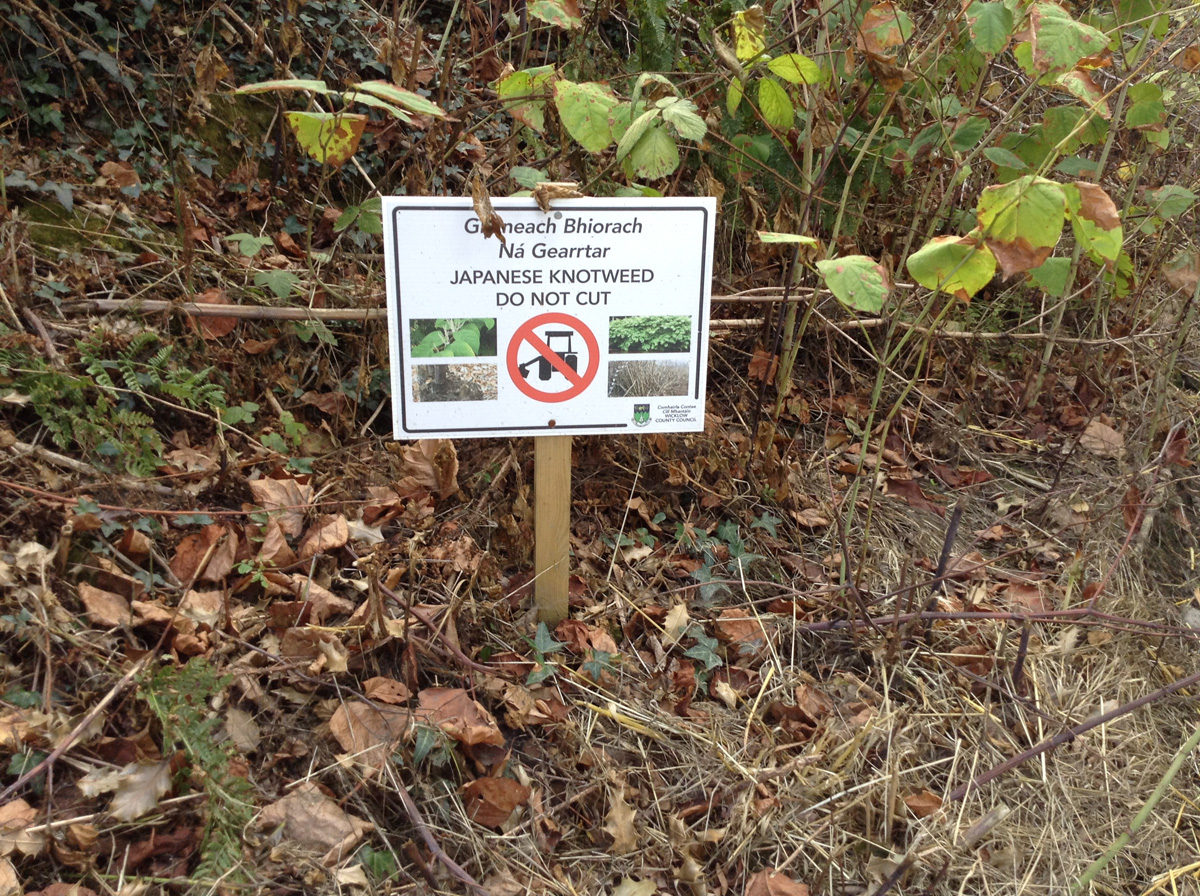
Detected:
[{"left": 383, "top": 197, "right": 716, "bottom": 439}]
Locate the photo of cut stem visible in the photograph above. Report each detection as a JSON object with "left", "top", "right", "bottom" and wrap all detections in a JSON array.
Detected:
[
  {"left": 410, "top": 318, "right": 497, "bottom": 358},
  {"left": 412, "top": 364, "right": 497, "bottom": 402},
  {"left": 608, "top": 315, "right": 692, "bottom": 353},
  {"left": 608, "top": 359, "right": 689, "bottom": 397}
]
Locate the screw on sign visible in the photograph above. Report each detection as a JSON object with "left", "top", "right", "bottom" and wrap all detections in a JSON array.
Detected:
[{"left": 506, "top": 312, "right": 599, "bottom": 403}]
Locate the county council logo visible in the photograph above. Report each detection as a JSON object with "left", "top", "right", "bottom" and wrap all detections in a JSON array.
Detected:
[{"left": 633, "top": 403, "right": 650, "bottom": 426}]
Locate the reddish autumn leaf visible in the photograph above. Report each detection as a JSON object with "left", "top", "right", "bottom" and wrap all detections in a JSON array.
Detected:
[
  {"left": 298, "top": 513, "right": 349, "bottom": 560},
  {"left": 745, "top": 868, "right": 810, "bottom": 896},
  {"left": 903, "top": 789, "right": 943, "bottom": 817},
  {"left": 1122, "top": 484, "right": 1144, "bottom": 536},
  {"left": 462, "top": 777, "right": 531, "bottom": 827},
  {"left": 1163, "top": 428, "right": 1191, "bottom": 467},
  {"left": 883, "top": 477, "right": 946, "bottom": 517},
  {"left": 1172, "top": 45, "right": 1200, "bottom": 71},
  {"left": 190, "top": 287, "right": 238, "bottom": 339},
  {"left": 418, "top": 687, "right": 505, "bottom": 746},
  {"left": 1002, "top": 582, "right": 1052, "bottom": 614},
  {"left": 748, "top": 347, "right": 778, "bottom": 384}
]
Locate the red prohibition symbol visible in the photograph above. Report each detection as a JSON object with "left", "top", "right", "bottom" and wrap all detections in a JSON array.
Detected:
[{"left": 506, "top": 312, "right": 600, "bottom": 403}]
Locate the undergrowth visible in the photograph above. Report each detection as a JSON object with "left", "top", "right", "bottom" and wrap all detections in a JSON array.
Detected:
[{"left": 143, "top": 658, "right": 254, "bottom": 890}]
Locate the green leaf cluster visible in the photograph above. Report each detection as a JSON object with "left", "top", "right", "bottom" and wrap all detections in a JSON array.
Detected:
[
  {"left": 410, "top": 318, "right": 497, "bottom": 358},
  {"left": 143, "top": 659, "right": 255, "bottom": 889},
  {"left": 608, "top": 315, "right": 692, "bottom": 353},
  {"left": 0, "top": 327, "right": 227, "bottom": 476}
]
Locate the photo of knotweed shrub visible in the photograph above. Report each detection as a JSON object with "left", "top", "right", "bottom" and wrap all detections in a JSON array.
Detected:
[
  {"left": 608, "top": 359, "right": 689, "bottom": 397},
  {"left": 608, "top": 315, "right": 691, "bottom": 353}
]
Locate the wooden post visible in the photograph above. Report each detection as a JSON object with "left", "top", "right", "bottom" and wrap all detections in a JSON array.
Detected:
[{"left": 534, "top": 435, "right": 571, "bottom": 623}]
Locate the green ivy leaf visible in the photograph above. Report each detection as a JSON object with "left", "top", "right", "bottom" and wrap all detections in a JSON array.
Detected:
[
  {"left": 816, "top": 255, "right": 890, "bottom": 313},
  {"left": 554, "top": 79, "right": 620, "bottom": 151},
  {"left": 756, "top": 78, "right": 794, "bottom": 130},
  {"left": 533, "top": 622, "right": 566, "bottom": 656},
  {"left": 284, "top": 111, "right": 367, "bottom": 168},
  {"left": 767, "top": 53, "right": 823, "bottom": 85},
  {"left": 906, "top": 234, "right": 997, "bottom": 300}
]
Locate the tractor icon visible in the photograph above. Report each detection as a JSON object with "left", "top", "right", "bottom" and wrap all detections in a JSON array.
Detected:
[{"left": 517, "top": 329, "right": 579, "bottom": 381}]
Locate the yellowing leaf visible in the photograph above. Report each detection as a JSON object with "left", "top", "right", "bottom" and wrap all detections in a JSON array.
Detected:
[
  {"left": 767, "top": 53, "right": 824, "bottom": 85},
  {"left": 907, "top": 234, "right": 997, "bottom": 301},
  {"left": 976, "top": 175, "right": 1066, "bottom": 278},
  {"left": 284, "top": 111, "right": 367, "bottom": 168},
  {"left": 1063, "top": 181, "right": 1122, "bottom": 264},
  {"left": 732, "top": 7, "right": 767, "bottom": 61},
  {"left": 815, "top": 255, "right": 890, "bottom": 313},
  {"left": 554, "top": 80, "right": 619, "bottom": 151},
  {"left": 856, "top": 2, "right": 913, "bottom": 57},
  {"left": 528, "top": 0, "right": 582, "bottom": 29},
  {"left": 1026, "top": 2, "right": 1109, "bottom": 75},
  {"left": 757, "top": 78, "right": 794, "bottom": 130}
]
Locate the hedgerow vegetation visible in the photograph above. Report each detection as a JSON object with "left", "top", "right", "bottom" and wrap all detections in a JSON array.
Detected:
[{"left": 2, "top": 1, "right": 1200, "bottom": 895}]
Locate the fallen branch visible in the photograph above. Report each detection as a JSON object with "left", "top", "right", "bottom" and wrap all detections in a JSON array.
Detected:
[{"left": 63, "top": 297, "right": 1161, "bottom": 345}]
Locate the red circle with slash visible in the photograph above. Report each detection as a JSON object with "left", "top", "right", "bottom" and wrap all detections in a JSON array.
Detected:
[{"left": 506, "top": 312, "right": 600, "bottom": 402}]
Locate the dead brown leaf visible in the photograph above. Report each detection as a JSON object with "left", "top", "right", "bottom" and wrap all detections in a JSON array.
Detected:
[
  {"left": 76, "top": 760, "right": 172, "bottom": 822},
  {"left": 256, "top": 519, "right": 297, "bottom": 568},
  {"left": 418, "top": 688, "right": 504, "bottom": 747},
  {"left": 1080, "top": 420, "right": 1124, "bottom": 458},
  {"left": 462, "top": 777, "right": 531, "bottom": 827},
  {"left": 363, "top": 677, "right": 411, "bottom": 705},
  {"left": 248, "top": 476, "right": 314, "bottom": 536},
  {"left": 298, "top": 514, "right": 349, "bottom": 560},
  {"left": 0, "top": 799, "right": 43, "bottom": 858},
  {"left": 903, "top": 790, "right": 943, "bottom": 818},
  {"left": 745, "top": 868, "right": 810, "bottom": 896},
  {"left": 396, "top": 439, "right": 459, "bottom": 500},
  {"left": 190, "top": 287, "right": 237, "bottom": 339},
  {"left": 76, "top": 583, "right": 130, "bottom": 628},
  {"left": 603, "top": 785, "right": 638, "bottom": 855},
  {"left": 883, "top": 478, "right": 946, "bottom": 517},
  {"left": 328, "top": 700, "right": 412, "bottom": 767},
  {"left": 471, "top": 171, "right": 506, "bottom": 244},
  {"left": 257, "top": 782, "right": 373, "bottom": 866}
]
